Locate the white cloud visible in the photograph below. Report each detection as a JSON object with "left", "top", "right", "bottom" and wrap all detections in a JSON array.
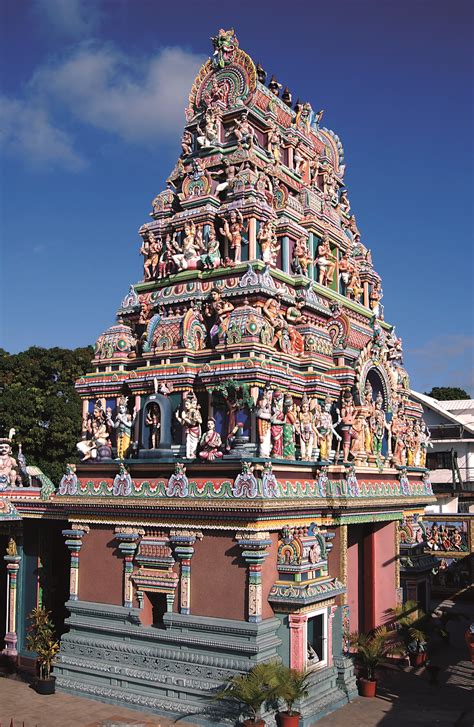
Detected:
[
  {"left": 32, "top": 0, "right": 100, "bottom": 38},
  {"left": 1, "top": 43, "right": 204, "bottom": 170},
  {"left": 0, "top": 95, "right": 86, "bottom": 171},
  {"left": 30, "top": 44, "right": 204, "bottom": 143}
]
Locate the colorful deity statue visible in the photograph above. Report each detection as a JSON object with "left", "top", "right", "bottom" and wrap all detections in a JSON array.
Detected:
[
  {"left": 346, "top": 259, "right": 363, "bottom": 302},
  {"left": 77, "top": 400, "right": 112, "bottom": 461},
  {"left": 175, "top": 392, "right": 202, "bottom": 459},
  {"left": 298, "top": 394, "right": 318, "bottom": 461},
  {"left": 291, "top": 234, "right": 312, "bottom": 276},
  {"left": 417, "top": 421, "right": 432, "bottom": 468},
  {"left": 200, "top": 227, "right": 221, "bottom": 269},
  {"left": 267, "top": 122, "right": 282, "bottom": 163},
  {"left": 340, "top": 389, "right": 356, "bottom": 462},
  {"left": 172, "top": 222, "right": 203, "bottom": 271},
  {"left": 271, "top": 389, "right": 285, "bottom": 458},
  {"left": 258, "top": 219, "right": 279, "bottom": 266},
  {"left": 199, "top": 418, "right": 223, "bottom": 460},
  {"left": 220, "top": 209, "right": 246, "bottom": 264},
  {"left": 229, "top": 110, "right": 257, "bottom": 149},
  {"left": 369, "top": 392, "right": 388, "bottom": 459},
  {"left": 316, "top": 233, "right": 336, "bottom": 287},
  {"left": 0, "top": 434, "right": 18, "bottom": 488},
  {"left": 256, "top": 388, "right": 272, "bottom": 457},
  {"left": 369, "top": 280, "right": 383, "bottom": 317},
  {"left": 203, "top": 288, "right": 234, "bottom": 345},
  {"left": 283, "top": 394, "right": 297, "bottom": 459},
  {"left": 405, "top": 419, "right": 419, "bottom": 467},
  {"left": 316, "top": 398, "right": 341, "bottom": 461},
  {"left": 181, "top": 129, "right": 193, "bottom": 156},
  {"left": 197, "top": 108, "right": 220, "bottom": 149},
  {"left": 140, "top": 230, "right": 161, "bottom": 281},
  {"left": 390, "top": 404, "right": 408, "bottom": 466},
  {"left": 107, "top": 397, "right": 137, "bottom": 460},
  {"left": 339, "top": 189, "right": 351, "bottom": 216},
  {"left": 145, "top": 403, "right": 161, "bottom": 449},
  {"left": 211, "top": 28, "right": 238, "bottom": 69}
]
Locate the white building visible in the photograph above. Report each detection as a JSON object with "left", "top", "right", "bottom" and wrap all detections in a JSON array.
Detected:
[{"left": 410, "top": 392, "right": 474, "bottom": 514}]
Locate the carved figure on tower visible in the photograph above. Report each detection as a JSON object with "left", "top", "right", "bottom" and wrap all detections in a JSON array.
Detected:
[
  {"left": 199, "top": 418, "right": 223, "bottom": 460},
  {"left": 256, "top": 388, "right": 272, "bottom": 458},
  {"left": 316, "top": 398, "right": 341, "bottom": 461},
  {"left": 107, "top": 397, "right": 137, "bottom": 460},
  {"left": 175, "top": 392, "right": 202, "bottom": 459},
  {"left": 203, "top": 288, "right": 234, "bottom": 346},
  {"left": 0, "top": 434, "right": 18, "bottom": 488},
  {"left": 258, "top": 219, "right": 279, "bottom": 266},
  {"left": 316, "top": 233, "right": 336, "bottom": 287},
  {"left": 219, "top": 209, "right": 246, "bottom": 264}
]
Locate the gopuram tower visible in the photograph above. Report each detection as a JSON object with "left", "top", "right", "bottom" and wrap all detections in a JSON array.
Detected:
[{"left": 2, "top": 29, "right": 435, "bottom": 725}]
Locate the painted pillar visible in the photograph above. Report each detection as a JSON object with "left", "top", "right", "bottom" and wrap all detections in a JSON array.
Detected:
[
  {"left": 235, "top": 531, "right": 271, "bottom": 623},
  {"left": 327, "top": 605, "right": 337, "bottom": 666},
  {"left": 248, "top": 218, "right": 257, "bottom": 260},
  {"left": 289, "top": 612, "right": 307, "bottom": 670},
  {"left": 3, "top": 545, "right": 21, "bottom": 656},
  {"left": 114, "top": 528, "right": 142, "bottom": 608},
  {"left": 281, "top": 235, "right": 290, "bottom": 274},
  {"left": 170, "top": 530, "right": 203, "bottom": 615},
  {"left": 363, "top": 282, "right": 369, "bottom": 308},
  {"left": 62, "top": 526, "right": 89, "bottom": 601},
  {"left": 134, "top": 394, "right": 141, "bottom": 443},
  {"left": 308, "top": 232, "right": 315, "bottom": 281},
  {"left": 82, "top": 399, "right": 89, "bottom": 421},
  {"left": 339, "top": 524, "right": 348, "bottom": 605}
]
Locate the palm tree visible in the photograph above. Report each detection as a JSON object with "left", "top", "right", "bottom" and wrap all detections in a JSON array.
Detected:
[
  {"left": 213, "top": 661, "right": 279, "bottom": 724},
  {"left": 274, "top": 665, "right": 310, "bottom": 716},
  {"left": 350, "top": 626, "right": 403, "bottom": 681}
]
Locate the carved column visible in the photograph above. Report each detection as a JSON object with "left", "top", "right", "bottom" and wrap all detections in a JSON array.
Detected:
[
  {"left": 363, "top": 281, "right": 369, "bottom": 308},
  {"left": 248, "top": 217, "right": 257, "bottom": 260},
  {"left": 115, "top": 528, "right": 143, "bottom": 608},
  {"left": 170, "top": 530, "right": 203, "bottom": 615},
  {"left": 235, "top": 531, "right": 271, "bottom": 623},
  {"left": 339, "top": 524, "right": 348, "bottom": 605},
  {"left": 281, "top": 235, "right": 290, "bottom": 274},
  {"left": 3, "top": 543, "right": 21, "bottom": 656},
  {"left": 308, "top": 232, "right": 315, "bottom": 281},
  {"left": 62, "top": 526, "right": 89, "bottom": 601},
  {"left": 289, "top": 612, "right": 307, "bottom": 670},
  {"left": 327, "top": 605, "right": 337, "bottom": 666}
]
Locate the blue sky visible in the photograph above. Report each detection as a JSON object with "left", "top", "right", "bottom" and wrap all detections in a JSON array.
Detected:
[{"left": 1, "top": 0, "right": 473, "bottom": 394}]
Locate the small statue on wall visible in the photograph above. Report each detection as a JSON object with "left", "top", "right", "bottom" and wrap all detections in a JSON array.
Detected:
[
  {"left": 219, "top": 209, "right": 246, "bottom": 264},
  {"left": 291, "top": 234, "right": 312, "bottom": 276},
  {"left": 270, "top": 389, "right": 285, "bottom": 458},
  {"left": 77, "top": 400, "right": 112, "bottom": 461},
  {"left": 267, "top": 122, "right": 282, "bottom": 163},
  {"left": 175, "top": 391, "right": 202, "bottom": 459},
  {"left": 199, "top": 418, "right": 223, "bottom": 460},
  {"left": 315, "top": 397, "right": 341, "bottom": 461},
  {"left": 200, "top": 226, "right": 222, "bottom": 269},
  {"left": 369, "top": 280, "right": 383, "bottom": 317},
  {"left": 181, "top": 129, "right": 193, "bottom": 156},
  {"left": 203, "top": 288, "right": 234, "bottom": 345},
  {"left": 0, "top": 434, "right": 18, "bottom": 489},
  {"left": 390, "top": 403, "right": 408, "bottom": 466},
  {"left": 107, "top": 397, "right": 137, "bottom": 460},
  {"left": 140, "top": 230, "right": 161, "bottom": 281},
  {"left": 229, "top": 110, "right": 257, "bottom": 149},
  {"left": 258, "top": 219, "right": 279, "bottom": 266},
  {"left": 316, "top": 233, "right": 336, "bottom": 287},
  {"left": 417, "top": 421, "right": 432, "bottom": 468},
  {"left": 145, "top": 403, "right": 161, "bottom": 449},
  {"left": 298, "top": 394, "right": 318, "bottom": 461},
  {"left": 256, "top": 387, "right": 272, "bottom": 458},
  {"left": 340, "top": 389, "right": 356, "bottom": 462},
  {"left": 369, "top": 392, "right": 389, "bottom": 459},
  {"left": 197, "top": 108, "right": 220, "bottom": 149},
  {"left": 283, "top": 394, "right": 297, "bottom": 459}
]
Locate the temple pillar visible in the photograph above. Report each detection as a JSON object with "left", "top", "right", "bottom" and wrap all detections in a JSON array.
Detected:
[
  {"left": 289, "top": 612, "right": 307, "bottom": 670},
  {"left": 114, "top": 528, "right": 143, "bottom": 608},
  {"left": 3, "top": 540, "right": 21, "bottom": 656},
  {"left": 281, "top": 235, "right": 290, "bottom": 274},
  {"left": 82, "top": 399, "right": 89, "bottom": 421},
  {"left": 134, "top": 394, "right": 141, "bottom": 442},
  {"left": 170, "top": 530, "right": 203, "bottom": 614},
  {"left": 248, "top": 217, "right": 257, "bottom": 260},
  {"left": 363, "top": 281, "right": 369, "bottom": 308},
  {"left": 308, "top": 232, "right": 315, "bottom": 281},
  {"left": 327, "top": 605, "right": 337, "bottom": 666},
  {"left": 62, "top": 526, "right": 90, "bottom": 601},
  {"left": 235, "top": 531, "right": 271, "bottom": 623},
  {"left": 339, "top": 524, "right": 348, "bottom": 605}
]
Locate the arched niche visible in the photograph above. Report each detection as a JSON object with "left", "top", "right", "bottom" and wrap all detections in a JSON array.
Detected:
[
  {"left": 360, "top": 364, "right": 392, "bottom": 410},
  {"left": 139, "top": 394, "right": 173, "bottom": 458}
]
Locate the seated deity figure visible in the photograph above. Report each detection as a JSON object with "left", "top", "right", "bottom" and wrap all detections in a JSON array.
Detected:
[
  {"left": 77, "top": 400, "right": 112, "bottom": 461},
  {"left": 199, "top": 418, "right": 223, "bottom": 460},
  {"left": 175, "top": 392, "right": 202, "bottom": 459},
  {"left": 171, "top": 222, "right": 202, "bottom": 271},
  {"left": 107, "top": 398, "right": 137, "bottom": 460},
  {"left": 316, "top": 234, "right": 336, "bottom": 287},
  {"left": 256, "top": 388, "right": 272, "bottom": 457},
  {"left": 145, "top": 403, "right": 161, "bottom": 449}
]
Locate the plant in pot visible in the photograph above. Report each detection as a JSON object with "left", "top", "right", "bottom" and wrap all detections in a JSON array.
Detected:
[
  {"left": 350, "top": 626, "right": 402, "bottom": 697},
  {"left": 390, "top": 600, "right": 428, "bottom": 667},
  {"left": 273, "top": 664, "right": 310, "bottom": 727},
  {"left": 26, "top": 607, "right": 60, "bottom": 695},
  {"left": 213, "top": 661, "right": 278, "bottom": 726}
]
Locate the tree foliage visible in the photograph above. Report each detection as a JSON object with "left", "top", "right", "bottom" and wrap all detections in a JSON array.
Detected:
[
  {"left": 425, "top": 387, "right": 470, "bottom": 401},
  {"left": 0, "top": 346, "right": 93, "bottom": 484}
]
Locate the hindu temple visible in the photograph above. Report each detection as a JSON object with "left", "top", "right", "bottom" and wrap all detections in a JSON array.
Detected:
[{"left": 0, "top": 29, "right": 436, "bottom": 724}]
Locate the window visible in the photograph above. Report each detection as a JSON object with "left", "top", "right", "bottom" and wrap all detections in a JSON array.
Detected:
[
  {"left": 427, "top": 451, "right": 453, "bottom": 470},
  {"left": 145, "top": 591, "right": 167, "bottom": 628},
  {"left": 306, "top": 608, "right": 328, "bottom": 669}
]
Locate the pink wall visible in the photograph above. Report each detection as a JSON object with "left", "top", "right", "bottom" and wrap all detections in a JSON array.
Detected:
[
  {"left": 347, "top": 526, "right": 362, "bottom": 632},
  {"left": 372, "top": 521, "right": 397, "bottom": 625}
]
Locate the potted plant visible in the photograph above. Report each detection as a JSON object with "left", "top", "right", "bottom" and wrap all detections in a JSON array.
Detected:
[
  {"left": 213, "top": 661, "right": 278, "bottom": 726},
  {"left": 273, "top": 665, "right": 310, "bottom": 727},
  {"left": 350, "top": 626, "right": 402, "bottom": 697},
  {"left": 26, "top": 607, "right": 60, "bottom": 695},
  {"left": 390, "top": 600, "right": 428, "bottom": 667}
]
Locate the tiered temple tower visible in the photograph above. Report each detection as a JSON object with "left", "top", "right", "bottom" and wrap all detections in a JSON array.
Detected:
[{"left": 1, "top": 30, "right": 435, "bottom": 724}]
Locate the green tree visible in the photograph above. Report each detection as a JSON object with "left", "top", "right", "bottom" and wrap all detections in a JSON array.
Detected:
[
  {"left": 425, "top": 387, "right": 471, "bottom": 401},
  {"left": 0, "top": 346, "right": 93, "bottom": 484}
]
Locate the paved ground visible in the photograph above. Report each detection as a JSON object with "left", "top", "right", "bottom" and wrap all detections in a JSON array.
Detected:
[{"left": 1, "top": 598, "right": 472, "bottom": 727}]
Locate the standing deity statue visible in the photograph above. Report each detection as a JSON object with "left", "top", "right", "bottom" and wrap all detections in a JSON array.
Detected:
[
  {"left": 350, "top": 408, "right": 368, "bottom": 460},
  {"left": 140, "top": 230, "right": 161, "bottom": 281},
  {"left": 0, "top": 436, "right": 18, "bottom": 488},
  {"left": 256, "top": 388, "right": 272, "bottom": 457},
  {"left": 175, "top": 392, "right": 202, "bottom": 459},
  {"left": 200, "top": 226, "right": 221, "bottom": 269},
  {"left": 405, "top": 419, "right": 418, "bottom": 467},
  {"left": 145, "top": 403, "right": 161, "bottom": 449},
  {"left": 298, "top": 394, "right": 318, "bottom": 461},
  {"left": 390, "top": 405, "right": 408, "bottom": 466},
  {"left": 258, "top": 220, "right": 279, "bottom": 266},
  {"left": 293, "top": 142, "right": 306, "bottom": 176},
  {"left": 267, "top": 123, "right": 281, "bottom": 163},
  {"left": 283, "top": 394, "right": 297, "bottom": 459},
  {"left": 418, "top": 421, "right": 432, "bottom": 468},
  {"left": 369, "top": 280, "right": 383, "bottom": 317},
  {"left": 340, "top": 389, "right": 356, "bottom": 462},
  {"left": 291, "top": 235, "right": 313, "bottom": 276},
  {"left": 220, "top": 209, "right": 246, "bottom": 264},
  {"left": 316, "top": 398, "right": 341, "bottom": 461},
  {"left": 339, "top": 189, "right": 351, "bottom": 216},
  {"left": 199, "top": 418, "right": 223, "bottom": 460},
  {"left": 229, "top": 111, "right": 257, "bottom": 149},
  {"left": 181, "top": 129, "right": 193, "bottom": 156},
  {"left": 211, "top": 28, "right": 238, "bottom": 69},
  {"left": 316, "top": 234, "right": 336, "bottom": 287},
  {"left": 203, "top": 288, "right": 234, "bottom": 345},
  {"left": 270, "top": 390, "right": 285, "bottom": 458},
  {"left": 369, "top": 392, "right": 389, "bottom": 459},
  {"left": 107, "top": 398, "right": 137, "bottom": 460}
]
